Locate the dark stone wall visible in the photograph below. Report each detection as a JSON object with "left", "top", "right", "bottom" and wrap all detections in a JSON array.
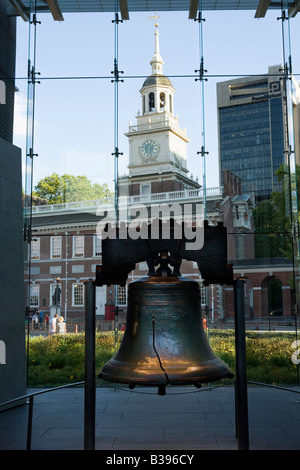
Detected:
[
  {"left": 0, "top": 137, "right": 26, "bottom": 405},
  {"left": 0, "top": 0, "right": 16, "bottom": 143}
]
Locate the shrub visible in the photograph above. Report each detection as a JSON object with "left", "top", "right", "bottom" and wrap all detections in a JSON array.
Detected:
[{"left": 26, "top": 330, "right": 299, "bottom": 387}]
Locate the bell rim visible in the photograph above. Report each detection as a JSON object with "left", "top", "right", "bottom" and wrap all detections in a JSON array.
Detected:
[
  {"left": 99, "top": 357, "right": 234, "bottom": 386},
  {"left": 98, "top": 370, "right": 234, "bottom": 386}
]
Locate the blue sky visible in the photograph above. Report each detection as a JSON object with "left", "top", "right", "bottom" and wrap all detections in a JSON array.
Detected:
[{"left": 13, "top": 8, "right": 300, "bottom": 194}]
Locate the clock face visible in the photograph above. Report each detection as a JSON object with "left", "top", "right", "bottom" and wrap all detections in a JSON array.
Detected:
[{"left": 140, "top": 139, "right": 160, "bottom": 161}]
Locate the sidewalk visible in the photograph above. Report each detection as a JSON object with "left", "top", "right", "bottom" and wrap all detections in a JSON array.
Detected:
[{"left": 0, "top": 385, "right": 299, "bottom": 450}]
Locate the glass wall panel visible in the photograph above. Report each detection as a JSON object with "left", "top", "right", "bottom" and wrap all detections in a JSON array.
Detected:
[{"left": 13, "top": 7, "right": 300, "bottom": 388}]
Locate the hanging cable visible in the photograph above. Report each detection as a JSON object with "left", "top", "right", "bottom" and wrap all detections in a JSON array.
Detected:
[
  {"left": 278, "top": 4, "right": 299, "bottom": 377},
  {"left": 278, "top": 4, "right": 295, "bottom": 239},
  {"left": 25, "top": 2, "right": 40, "bottom": 244},
  {"left": 24, "top": 0, "right": 40, "bottom": 387},
  {"left": 111, "top": 4, "right": 124, "bottom": 359},
  {"left": 111, "top": 7, "right": 124, "bottom": 228},
  {"left": 195, "top": 6, "right": 208, "bottom": 219}
]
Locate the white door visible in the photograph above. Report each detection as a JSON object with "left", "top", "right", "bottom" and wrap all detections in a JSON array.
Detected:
[{"left": 95, "top": 285, "right": 106, "bottom": 316}]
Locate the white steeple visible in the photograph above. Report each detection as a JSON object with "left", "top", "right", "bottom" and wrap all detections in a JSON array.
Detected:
[
  {"left": 139, "top": 21, "right": 174, "bottom": 116},
  {"left": 150, "top": 26, "right": 164, "bottom": 75},
  {"left": 123, "top": 17, "right": 191, "bottom": 183},
  {"left": 119, "top": 14, "right": 202, "bottom": 198}
]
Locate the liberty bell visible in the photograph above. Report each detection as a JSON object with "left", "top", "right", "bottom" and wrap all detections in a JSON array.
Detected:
[{"left": 96, "top": 220, "right": 234, "bottom": 394}]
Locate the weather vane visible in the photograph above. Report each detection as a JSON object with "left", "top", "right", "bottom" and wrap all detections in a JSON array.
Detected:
[{"left": 148, "top": 11, "right": 160, "bottom": 27}]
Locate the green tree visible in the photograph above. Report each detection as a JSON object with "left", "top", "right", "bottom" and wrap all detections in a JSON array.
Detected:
[
  {"left": 253, "top": 163, "right": 300, "bottom": 259},
  {"left": 34, "top": 173, "right": 113, "bottom": 204},
  {"left": 253, "top": 197, "right": 291, "bottom": 258}
]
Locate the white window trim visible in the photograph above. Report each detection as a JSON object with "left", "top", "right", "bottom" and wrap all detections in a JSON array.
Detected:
[
  {"left": 30, "top": 284, "right": 40, "bottom": 307},
  {"left": 140, "top": 183, "right": 151, "bottom": 195},
  {"left": 116, "top": 284, "right": 128, "bottom": 307},
  {"left": 199, "top": 279, "right": 207, "bottom": 306},
  {"left": 30, "top": 237, "right": 40, "bottom": 260},
  {"left": 73, "top": 235, "right": 84, "bottom": 258},
  {"left": 72, "top": 282, "right": 84, "bottom": 307},
  {"left": 93, "top": 233, "right": 102, "bottom": 257},
  {"left": 50, "top": 236, "right": 62, "bottom": 259}
]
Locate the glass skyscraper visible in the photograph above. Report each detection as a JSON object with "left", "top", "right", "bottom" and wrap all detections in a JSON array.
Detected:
[{"left": 217, "top": 66, "right": 299, "bottom": 202}]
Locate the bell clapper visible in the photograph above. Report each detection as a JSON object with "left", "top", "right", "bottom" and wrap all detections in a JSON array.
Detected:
[{"left": 158, "top": 384, "right": 166, "bottom": 396}]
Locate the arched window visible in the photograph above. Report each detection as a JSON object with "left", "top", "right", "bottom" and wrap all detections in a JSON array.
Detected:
[
  {"left": 143, "top": 95, "right": 145, "bottom": 114},
  {"left": 149, "top": 92, "right": 155, "bottom": 112},
  {"left": 160, "top": 92, "right": 165, "bottom": 111}
]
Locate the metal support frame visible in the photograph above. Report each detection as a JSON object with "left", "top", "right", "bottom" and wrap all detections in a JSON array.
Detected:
[
  {"left": 289, "top": 0, "right": 300, "bottom": 17},
  {"left": 45, "top": 0, "right": 64, "bottom": 21},
  {"left": 7, "top": 0, "right": 30, "bottom": 21},
  {"left": 16, "top": 0, "right": 300, "bottom": 453},
  {"left": 26, "top": 395, "right": 34, "bottom": 450},
  {"left": 84, "top": 279, "right": 96, "bottom": 450},
  {"left": 84, "top": 274, "right": 250, "bottom": 450},
  {"left": 119, "top": 0, "right": 129, "bottom": 20},
  {"left": 189, "top": 0, "right": 199, "bottom": 19},
  {"left": 255, "top": 0, "right": 271, "bottom": 18},
  {"left": 234, "top": 278, "right": 249, "bottom": 450}
]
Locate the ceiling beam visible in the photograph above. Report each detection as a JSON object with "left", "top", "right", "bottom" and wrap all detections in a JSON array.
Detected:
[
  {"left": 189, "top": 0, "right": 199, "bottom": 20},
  {"left": 7, "top": 0, "right": 30, "bottom": 21},
  {"left": 119, "top": 0, "right": 129, "bottom": 20},
  {"left": 46, "top": 0, "right": 64, "bottom": 21},
  {"left": 289, "top": 0, "right": 300, "bottom": 17},
  {"left": 255, "top": 0, "right": 271, "bottom": 17},
  {"left": 188, "top": 0, "right": 198, "bottom": 19}
]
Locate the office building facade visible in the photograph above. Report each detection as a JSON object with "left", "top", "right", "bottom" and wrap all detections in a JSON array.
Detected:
[{"left": 217, "top": 65, "right": 300, "bottom": 202}]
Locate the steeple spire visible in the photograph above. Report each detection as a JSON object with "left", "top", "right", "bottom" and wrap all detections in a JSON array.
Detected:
[{"left": 149, "top": 14, "right": 164, "bottom": 75}]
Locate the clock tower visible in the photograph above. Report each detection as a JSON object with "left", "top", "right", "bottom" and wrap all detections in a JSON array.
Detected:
[{"left": 119, "top": 23, "right": 200, "bottom": 197}]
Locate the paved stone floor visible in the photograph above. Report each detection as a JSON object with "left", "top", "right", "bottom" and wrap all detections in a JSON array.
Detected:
[{"left": 0, "top": 385, "right": 299, "bottom": 451}]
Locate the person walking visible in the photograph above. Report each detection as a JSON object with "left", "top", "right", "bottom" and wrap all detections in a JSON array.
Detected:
[
  {"left": 38, "top": 310, "right": 44, "bottom": 329},
  {"left": 49, "top": 313, "right": 59, "bottom": 336},
  {"left": 32, "top": 311, "right": 38, "bottom": 329}
]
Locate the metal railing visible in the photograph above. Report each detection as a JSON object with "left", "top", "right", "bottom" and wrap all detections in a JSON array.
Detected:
[
  {"left": 128, "top": 116, "right": 184, "bottom": 134},
  {"left": 1, "top": 379, "right": 299, "bottom": 451},
  {"left": 28, "top": 187, "right": 223, "bottom": 215},
  {"left": 0, "top": 382, "right": 84, "bottom": 450},
  {"left": 208, "top": 315, "right": 299, "bottom": 332},
  {"left": 26, "top": 316, "right": 299, "bottom": 336}
]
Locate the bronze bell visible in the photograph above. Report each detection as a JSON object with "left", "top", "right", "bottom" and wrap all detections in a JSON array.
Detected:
[{"left": 99, "top": 273, "right": 233, "bottom": 394}]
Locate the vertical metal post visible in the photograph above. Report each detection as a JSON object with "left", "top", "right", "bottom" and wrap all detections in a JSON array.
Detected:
[
  {"left": 27, "top": 395, "right": 34, "bottom": 450},
  {"left": 84, "top": 279, "right": 96, "bottom": 450},
  {"left": 234, "top": 278, "right": 249, "bottom": 450}
]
